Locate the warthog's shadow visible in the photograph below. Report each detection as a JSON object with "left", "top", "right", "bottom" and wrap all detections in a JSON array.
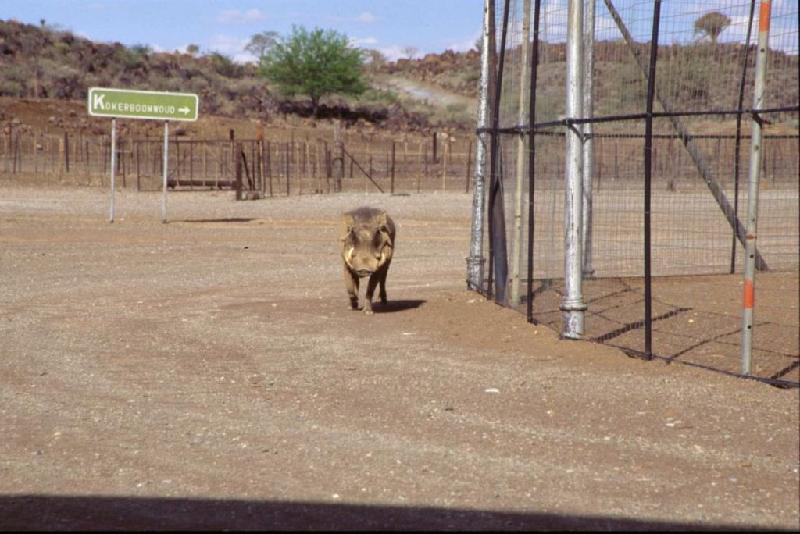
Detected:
[
  {"left": 174, "top": 218, "right": 255, "bottom": 223},
  {"left": 373, "top": 299, "right": 426, "bottom": 313}
]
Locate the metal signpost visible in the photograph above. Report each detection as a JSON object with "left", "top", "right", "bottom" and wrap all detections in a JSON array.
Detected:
[{"left": 87, "top": 87, "right": 199, "bottom": 223}]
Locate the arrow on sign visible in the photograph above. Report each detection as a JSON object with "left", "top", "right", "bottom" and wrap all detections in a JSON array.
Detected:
[{"left": 178, "top": 107, "right": 190, "bottom": 115}]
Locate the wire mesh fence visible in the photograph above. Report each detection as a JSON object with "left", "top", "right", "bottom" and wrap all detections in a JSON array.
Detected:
[
  {"left": 0, "top": 128, "right": 476, "bottom": 195},
  {"left": 474, "top": 0, "right": 798, "bottom": 386}
]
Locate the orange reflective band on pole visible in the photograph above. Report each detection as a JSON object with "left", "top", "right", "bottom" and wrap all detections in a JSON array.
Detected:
[
  {"left": 759, "top": 0, "right": 771, "bottom": 33},
  {"left": 743, "top": 279, "right": 755, "bottom": 309}
]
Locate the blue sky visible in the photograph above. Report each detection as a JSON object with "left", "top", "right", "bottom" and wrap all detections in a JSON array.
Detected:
[
  {"left": 3, "top": 0, "right": 485, "bottom": 62},
  {"left": 3, "top": 0, "right": 796, "bottom": 61}
]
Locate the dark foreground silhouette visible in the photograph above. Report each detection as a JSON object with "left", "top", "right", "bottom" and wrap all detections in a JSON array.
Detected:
[{"left": 0, "top": 495, "right": 785, "bottom": 531}]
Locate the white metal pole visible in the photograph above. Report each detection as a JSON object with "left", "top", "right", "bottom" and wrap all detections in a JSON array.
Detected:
[
  {"left": 510, "top": 0, "right": 532, "bottom": 307},
  {"left": 582, "top": 0, "right": 596, "bottom": 277},
  {"left": 162, "top": 121, "right": 169, "bottom": 223},
  {"left": 741, "top": 0, "right": 772, "bottom": 375},
  {"left": 108, "top": 118, "right": 116, "bottom": 223},
  {"left": 561, "top": 0, "right": 587, "bottom": 339},
  {"left": 468, "top": 0, "right": 494, "bottom": 291}
]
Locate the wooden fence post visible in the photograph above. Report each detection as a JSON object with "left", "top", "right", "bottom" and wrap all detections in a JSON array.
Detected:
[
  {"left": 421, "top": 143, "right": 427, "bottom": 193},
  {"left": 267, "top": 140, "right": 273, "bottom": 197},
  {"left": 285, "top": 142, "right": 290, "bottom": 196},
  {"left": 441, "top": 138, "right": 448, "bottom": 192},
  {"left": 235, "top": 141, "right": 243, "bottom": 200},
  {"left": 229, "top": 129, "right": 236, "bottom": 190},
  {"left": 390, "top": 141, "right": 396, "bottom": 194}
]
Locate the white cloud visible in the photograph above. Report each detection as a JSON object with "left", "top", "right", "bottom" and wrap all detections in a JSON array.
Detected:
[
  {"left": 207, "top": 34, "right": 258, "bottom": 64},
  {"left": 447, "top": 28, "right": 482, "bottom": 53},
  {"left": 350, "top": 36, "right": 379, "bottom": 48},
  {"left": 329, "top": 12, "right": 378, "bottom": 24},
  {"left": 217, "top": 8, "right": 266, "bottom": 24},
  {"left": 378, "top": 45, "right": 408, "bottom": 61},
  {"left": 356, "top": 11, "right": 377, "bottom": 23}
]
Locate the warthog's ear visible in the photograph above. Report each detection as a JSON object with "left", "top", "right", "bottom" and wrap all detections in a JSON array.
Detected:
[
  {"left": 339, "top": 213, "right": 355, "bottom": 243},
  {"left": 378, "top": 224, "right": 393, "bottom": 248}
]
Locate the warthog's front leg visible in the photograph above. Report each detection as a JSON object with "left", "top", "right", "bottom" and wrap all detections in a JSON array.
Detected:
[
  {"left": 343, "top": 264, "right": 360, "bottom": 310},
  {"left": 378, "top": 260, "right": 390, "bottom": 305},
  {"left": 364, "top": 272, "right": 381, "bottom": 315}
]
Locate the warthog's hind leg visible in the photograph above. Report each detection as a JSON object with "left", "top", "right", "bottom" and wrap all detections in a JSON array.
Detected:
[
  {"left": 364, "top": 273, "right": 381, "bottom": 315},
  {"left": 378, "top": 261, "right": 390, "bottom": 305}
]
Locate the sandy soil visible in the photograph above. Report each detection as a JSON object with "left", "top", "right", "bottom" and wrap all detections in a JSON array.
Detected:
[{"left": 0, "top": 184, "right": 798, "bottom": 531}]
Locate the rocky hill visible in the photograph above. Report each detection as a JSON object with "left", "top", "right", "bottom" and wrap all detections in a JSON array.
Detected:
[
  {"left": 0, "top": 18, "right": 441, "bottom": 132},
  {"left": 377, "top": 49, "right": 482, "bottom": 98},
  {"left": 1, "top": 18, "right": 797, "bottom": 135},
  {"left": 375, "top": 40, "right": 797, "bottom": 130}
]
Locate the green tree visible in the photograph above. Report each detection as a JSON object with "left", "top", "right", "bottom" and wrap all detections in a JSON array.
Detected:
[
  {"left": 364, "top": 49, "right": 386, "bottom": 72},
  {"left": 245, "top": 31, "right": 280, "bottom": 59},
  {"left": 259, "top": 26, "right": 367, "bottom": 116},
  {"left": 694, "top": 11, "right": 731, "bottom": 44}
]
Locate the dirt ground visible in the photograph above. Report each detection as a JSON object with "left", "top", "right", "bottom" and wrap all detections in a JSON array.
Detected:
[{"left": 0, "top": 184, "right": 798, "bottom": 531}]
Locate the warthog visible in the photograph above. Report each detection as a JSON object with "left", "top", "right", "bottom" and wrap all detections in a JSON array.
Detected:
[{"left": 339, "top": 207, "right": 396, "bottom": 314}]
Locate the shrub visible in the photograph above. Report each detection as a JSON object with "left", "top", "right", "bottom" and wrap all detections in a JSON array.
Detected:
[{"left": 259, "top": 26, "right": 367, "bottom": 116}]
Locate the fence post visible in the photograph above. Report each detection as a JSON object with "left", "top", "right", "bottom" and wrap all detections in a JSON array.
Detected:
[
  {"left": 333, "top": 120, "right": 343, "bottom": 192},
  {"left": 304, "top": 139, "right": 310, "bottom": 194},
  {"left": 441, "top": 137, "right": 448, "bottom": 192},
  {"left": 421, "top": 143, "right": 427, "bottom": 193},
  {"left": 526, "top": 0, "right": 543, "bottom": 324},
  {"left": 235, "top": 141, "right": 243, "bottom": 200},
  {"left": 581, "top": 0, "right": 595, "bottom": 277},
  {"left": 109, "top": 119, "right": 116, "bottom": 222},
  {"left": 467, "top": 0, "right": 495, "bottom": 292},
  {"left": 487, "top": 0, "right": 510, "bottom": 304},
  {"left": 729, "top": 4, "right": 757, "bottom": 274},
  {"left": 560, "top": 0, "right": 587, "bottom": 339},
  {"left": 227, "top": 128, "right": 235, "bottom": 188},
  {"left": 161, "top": 122, "right": 169, "bottom": 222},
  {"left": 315, "top": 141, "right": 322, "bottom": 193},
  {"left": 120, "top": 138, "right": 126, "bottom": 189},
  {"left": 190, "top": 141, "right": 195, "bottom": 189},
  {"left": 135, "top": 140, "right": 141, "bottom": 191},
  {"left": 324, "top": 142, "right": 331, "bottom": 193},
  {"left": 391, "top": 141, "right": 396, "bottom": 194},
  {"left": 285, "top": 142, "right": 291, "bottom": 196},
  {"left": 741, "top": 0, "right": 772, "bottom": 375},
  {"left": 267, "top": 140, "right": 273, "bottom": 196},
  {"left": 643, "top": 0, "right": 663, "bottom": 360},
  {"left": 510, "top": 0, "right": 532, "bottom": 307}
]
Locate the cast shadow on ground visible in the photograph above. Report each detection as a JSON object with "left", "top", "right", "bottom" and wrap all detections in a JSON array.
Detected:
[
  {"left": 0, "top": 495, "right": 783, "bottom": 532},
  {"left": 519, "top": 278, "right": 799, "bottom": 388},
  {"left": 173, "top": 217, "right": 256, "bottom": 223},
  {"left": 373, "top": 299, "right": 426, "bottom": 313}
]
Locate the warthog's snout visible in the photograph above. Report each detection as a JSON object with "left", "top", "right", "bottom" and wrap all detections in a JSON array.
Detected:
[{"left": 356, "top": 269, "right": 373, "bottom": 278}]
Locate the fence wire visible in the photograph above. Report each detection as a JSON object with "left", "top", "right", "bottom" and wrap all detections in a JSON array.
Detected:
[
  {"left": 478, "top": 0, "right": 798, "bottom": 386},
  {"left": 0, "top": 129, "right": 476, "bottom": 195}
]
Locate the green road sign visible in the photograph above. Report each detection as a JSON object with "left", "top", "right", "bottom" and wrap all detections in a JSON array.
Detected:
[{"left": 87, "top": 87, "right": 199, "bottom": 121}]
